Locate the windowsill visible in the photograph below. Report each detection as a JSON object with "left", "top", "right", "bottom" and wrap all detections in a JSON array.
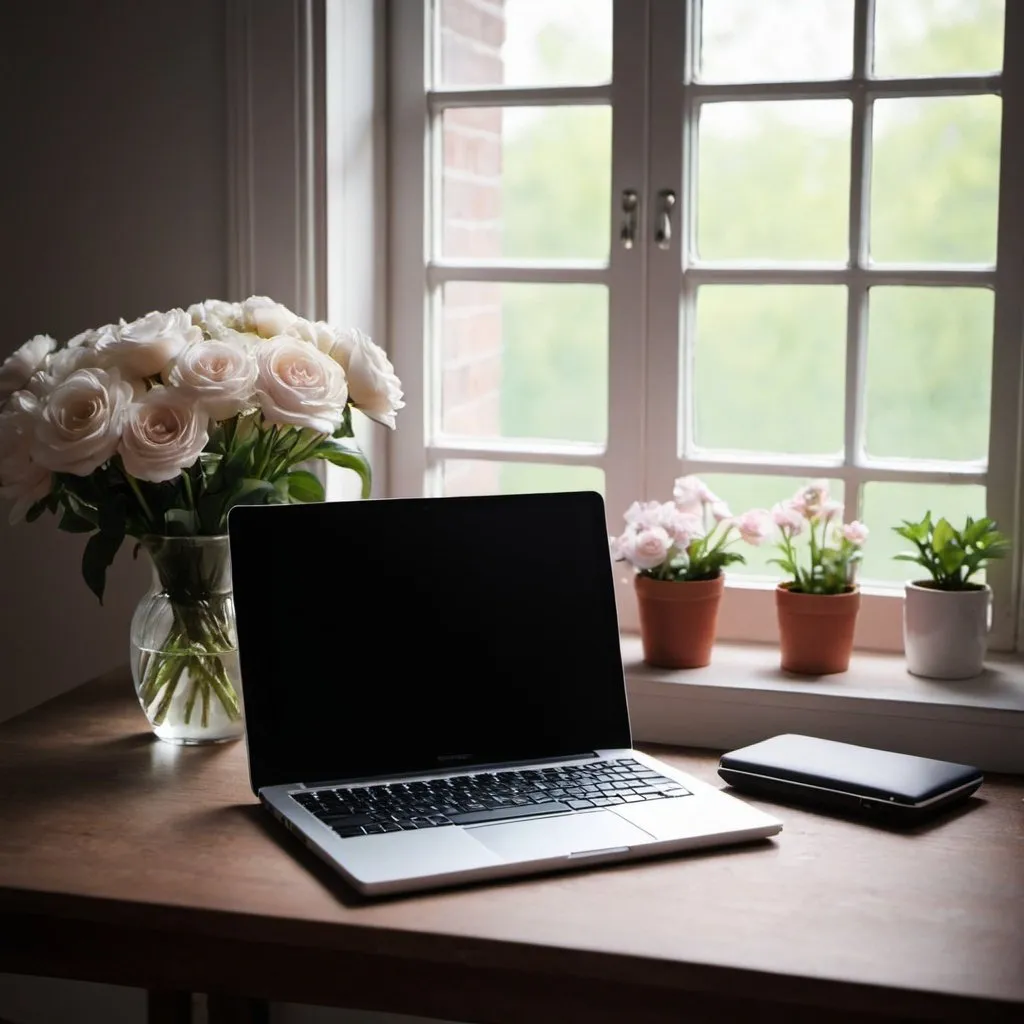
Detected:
[{"left": 622, "top": 635, "right": 1024, "bottom": 774}]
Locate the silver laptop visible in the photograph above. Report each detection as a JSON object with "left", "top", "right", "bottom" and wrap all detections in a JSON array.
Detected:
[{"left": 228, "top": 491, "right": 781, "bottom": 897}]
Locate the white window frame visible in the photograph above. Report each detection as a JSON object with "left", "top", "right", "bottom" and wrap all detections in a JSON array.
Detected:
[{"left": 388, "top": 0, "right": 1024, "bottom": 654}]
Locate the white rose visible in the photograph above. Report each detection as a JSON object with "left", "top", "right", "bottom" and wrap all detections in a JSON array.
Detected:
[
  {"left": 97, "top": 309, "right": 199, "bottom": 379},
  {"left": 27, "top": 345, "right": 104, "bottom": 398},
  {"left": 255, "top": 336, "right": 348, "bottom": 435},
  {"left": 0, "top": 392, "right": 52, "bottom": 524},
  {"left": 0, "top": 335, "right": 57, "bottom": 404},
  {"left": 241, "top": 295, "right": 298, "bottom": 338},
  {"left": 165, "top": 339, "right": 259, "bottom": 420},
  {"left": 187, "top": 299, "right": 243, "bottom": 336},
  {"left": 32, "top": 367, "right": 134, "bottom": 476},
  {"left": 68, "top": 323, "right": 117, "bottom": 350},
  {"left": 289, "top": 317, "right": 336, "bottom": 351},
  {"left": 332, "top": 329, "right": 404, "bottom": 428},
  {"left": 119, "top": 387, "right": 210, "bottom": 483}
]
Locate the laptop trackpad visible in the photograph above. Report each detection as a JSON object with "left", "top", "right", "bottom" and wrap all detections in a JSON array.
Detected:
[{"left": 467, "top": 810, "right": 654, "bottom": 863}]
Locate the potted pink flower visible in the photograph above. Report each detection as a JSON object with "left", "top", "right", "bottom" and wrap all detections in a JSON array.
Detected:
[
  {"left": 611, "top": 476, "right": 772, "bottom": 668},
  {"left": 769, "top": 480, "right": 868, "bottom": 675}
]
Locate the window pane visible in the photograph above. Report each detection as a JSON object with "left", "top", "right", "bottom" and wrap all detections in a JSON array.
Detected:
[
  {"left": 864, "top": 288, "right": 994, "bottom": 462},
  {"left": 697, "top": 101, "right": 851, "bottom": 260},
  {"left": 693, "top": 474, "right": 845, "bottom": 579},
  {"left": 873, "top": 0, "right": 1004, "bottom": 78},
  {"left": 437, "top": 0, "right": 612, "bottom": 87},
  {"left": 692, "top": 286, "right": 847, "bottom": 455},
  {"left": 442, "top": 461, "right": 604, "bottom": 497},
  {"left": 439, "top": 282, "right": 607, "bottom": 442},
  {"left": 870, "top": 95, "right": 1001, "bottom": 264},
  {"left": 699, "top": 0, "right": 854, "bottom": 83},
  {"left": 441, "top": 106, "right": 611, "bottom": 260},
  {"left": 860, "top": 482, "right": 986, "bottom": 583}
]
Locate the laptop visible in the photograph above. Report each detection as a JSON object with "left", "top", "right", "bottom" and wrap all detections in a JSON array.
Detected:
[{"left": 227, "top": 491, "right": 782, "bottom": 896}]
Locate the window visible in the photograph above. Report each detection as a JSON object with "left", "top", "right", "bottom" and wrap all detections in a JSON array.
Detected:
[{"left": 389, "top": 0, "right": 1024, "bottom": 651}]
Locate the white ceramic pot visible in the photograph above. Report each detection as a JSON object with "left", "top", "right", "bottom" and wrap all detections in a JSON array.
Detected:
[{"left": 903, "top": 581, "right": 991, "bottom": 679}]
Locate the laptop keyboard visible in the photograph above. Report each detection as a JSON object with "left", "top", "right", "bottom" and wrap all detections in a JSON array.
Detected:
[{"left": 290, "top": 758, "right": 691, "bottom": 838}]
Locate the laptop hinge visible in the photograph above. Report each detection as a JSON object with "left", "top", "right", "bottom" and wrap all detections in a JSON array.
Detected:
[{"left": 298, "top": 751, "right": 601, "bottom": 789}]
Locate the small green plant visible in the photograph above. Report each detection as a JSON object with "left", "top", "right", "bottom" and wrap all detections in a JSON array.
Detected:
[{"left": 893, "top": 513, "right": 1010, "bottom": 590}]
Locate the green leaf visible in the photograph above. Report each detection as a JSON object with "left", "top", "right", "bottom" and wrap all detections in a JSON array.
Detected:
[
  {"left": 284, "top": 469, "right": 326, "bottom": 504},
  {"left": 937, "top": 544, "right": 966, "bottom": 576},
  {"left": 892, "top": 553, "right": 925, "bottom": 563},
  {"left": 58, "top": 506, "right": 98, "bottom": 533},
  {"left": 24, "top": 497, "right": 51, "bottom": 523},
  {"left": 81, "top": 523, "right": 126, "bottom": 604},
  {"left": 227, "top": 478, "right": 277, "bottom": 507},
  {"left": 311, "top": 436, "right": 372, "bottom": 498},
  {"left": 931, "top": 517, "right": 956, "bottom": 554}
]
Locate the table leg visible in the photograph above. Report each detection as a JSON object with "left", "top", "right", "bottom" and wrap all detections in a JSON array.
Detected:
[
  {"left": 147, "top": 990, "right": 192, "bottom": 1024},
  {"left": 207, "top": 995, "right": 270, "bottom": 1024}
]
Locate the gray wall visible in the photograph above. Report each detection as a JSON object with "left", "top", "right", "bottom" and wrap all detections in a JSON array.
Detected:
[
  {"left": 0, "top": 0, "right": 228, "bottom": 723},
  {"left": 0, "top": 1, "right": 224, "bottom": 1017}
]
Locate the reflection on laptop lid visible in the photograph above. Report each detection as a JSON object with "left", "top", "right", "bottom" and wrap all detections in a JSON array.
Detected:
[{"left": 228, "top": 491, "right": 631, "bottom": 794}]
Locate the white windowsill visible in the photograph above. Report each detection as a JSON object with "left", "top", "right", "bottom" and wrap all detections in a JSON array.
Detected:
[{"left": 622, "top": 635, "right": 1024, "bottom": 774}]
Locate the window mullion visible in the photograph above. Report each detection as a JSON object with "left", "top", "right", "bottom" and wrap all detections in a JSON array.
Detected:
[
  {"left": 644, "top": 0, "right": 687, "bottom": 498},
  {"left": 843, "top": 0, "right": 875, "bottom": 521},
  {"left": 605, "top": 0, "right": 654, "bottom": 632}
]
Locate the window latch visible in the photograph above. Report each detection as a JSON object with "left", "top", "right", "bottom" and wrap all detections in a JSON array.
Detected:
[
  {"left": 620, "top": 189, "right": 639, "bottom": 250},
  {"left": 655, "top": 189, "right": 677, "bottom": 250}
]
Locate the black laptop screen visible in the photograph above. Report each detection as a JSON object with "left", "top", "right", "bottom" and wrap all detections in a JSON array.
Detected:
[{"left": 228, "top": 491, "right": 632, "bottom": 792}]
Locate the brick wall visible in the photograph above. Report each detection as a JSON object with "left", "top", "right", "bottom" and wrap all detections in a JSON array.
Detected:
[{"left": 439, "top": 0, "right": 505, "bottom": 496}]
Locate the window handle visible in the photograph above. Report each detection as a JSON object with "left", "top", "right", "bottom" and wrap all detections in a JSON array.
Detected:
[
  {"left": 620, "top": 189, "right": 639, "bottom": 250},
  {"left": 655, "top": 189, "right": 677, "bottom": 250}
]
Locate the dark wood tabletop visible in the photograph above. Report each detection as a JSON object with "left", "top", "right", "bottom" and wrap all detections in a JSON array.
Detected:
[{"left": 1, "top": 669, "right": 1022, "bottom": 1023}]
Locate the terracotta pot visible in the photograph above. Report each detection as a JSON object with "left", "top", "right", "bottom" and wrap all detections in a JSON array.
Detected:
[
  {"left": 903, "top": 580, "right": 991, "bottom": 679},
  {"left": 775, "top": 583, "right": 860, "bottom": 676},
  {"left": 635, "top": 573, "right": 725, "bottom": 669}
]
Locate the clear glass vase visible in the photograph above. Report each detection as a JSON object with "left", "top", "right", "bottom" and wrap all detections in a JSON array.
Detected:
[{"left": 130, "top": 535, "right": 244, "bottom": 745}]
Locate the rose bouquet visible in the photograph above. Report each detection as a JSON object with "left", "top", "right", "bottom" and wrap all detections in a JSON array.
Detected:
[{"left": 0, "top": 296, "right": 403, "bottom": 740}]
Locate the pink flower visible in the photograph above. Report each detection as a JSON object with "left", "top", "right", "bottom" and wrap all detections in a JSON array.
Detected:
[
  {"left": 609, "top": 532, "right": 634, "bottom": 562},
  {"left": 672, "top": 474, "right": 716, "bottom": 514},
  {"left": 791, "top": 479, "right": 830, "bottom": 520},
  {"left": 842, "top": 520, "right": 869, "bottom": 546},
  {"left": 630, "top": 526, "right": 672, "bottom": 570},
  {"left": 661, "top": 507, "right": 703, "bottom": 549},
  {"left": 734, "top": 508, "right": 773, "bottom": 546},
  {"left": 820, "top": 499, "right": 844, "bottom": 522},
  {"left": 624, "top": 499, "right": 662, "bottom": 530},
  {"left": 772, "top": 500, "right": 805, "bottom": 537}
]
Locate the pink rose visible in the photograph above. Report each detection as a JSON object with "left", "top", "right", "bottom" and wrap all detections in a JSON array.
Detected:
[
  {"left": 734, "top": 508, "right": 773, "bottom": 546},
  {"left": 623, "top": 499, "right": 662, "bottom": 530},
  {"left": 792, "top": 479, "right": 830, "bottom": 520},
  {"left": 672, "top": 475, "right": 716, "bottom": 514},
  {"left": 631, "top": 526, "right": 671, "bottom": 570},
  {"left": 843, "top": 521, "right": 869, "bottom": 545},
  {"left": 772, "top": 501, "right": 805, "bottom": 537}
]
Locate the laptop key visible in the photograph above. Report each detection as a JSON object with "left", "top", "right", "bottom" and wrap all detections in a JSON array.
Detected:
[
  {"left": 567, "top": 798, "right": 595, "bottom": 809},
  {"left": 449, "top": 801, "right": 572, "bottom": 825},
  {"left": 319, "top": 812, "right": 375, "bottom": 829},
  {"left": 332, "top": 826, "right": 367, "bottom": 838}
]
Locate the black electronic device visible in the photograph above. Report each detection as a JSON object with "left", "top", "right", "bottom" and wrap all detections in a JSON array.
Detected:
[{"left": 719, "top": 734, "right": 983, "bottom": 824}]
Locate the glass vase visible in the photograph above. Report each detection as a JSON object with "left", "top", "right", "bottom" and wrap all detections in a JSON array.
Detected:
[{"left": 130, "top": 535, "right": 244, "bottom": 744}]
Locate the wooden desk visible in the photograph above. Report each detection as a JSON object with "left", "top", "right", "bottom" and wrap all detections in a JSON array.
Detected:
[{"left": 1, "top": 670, "right": 1022, "bottom": 1023}]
